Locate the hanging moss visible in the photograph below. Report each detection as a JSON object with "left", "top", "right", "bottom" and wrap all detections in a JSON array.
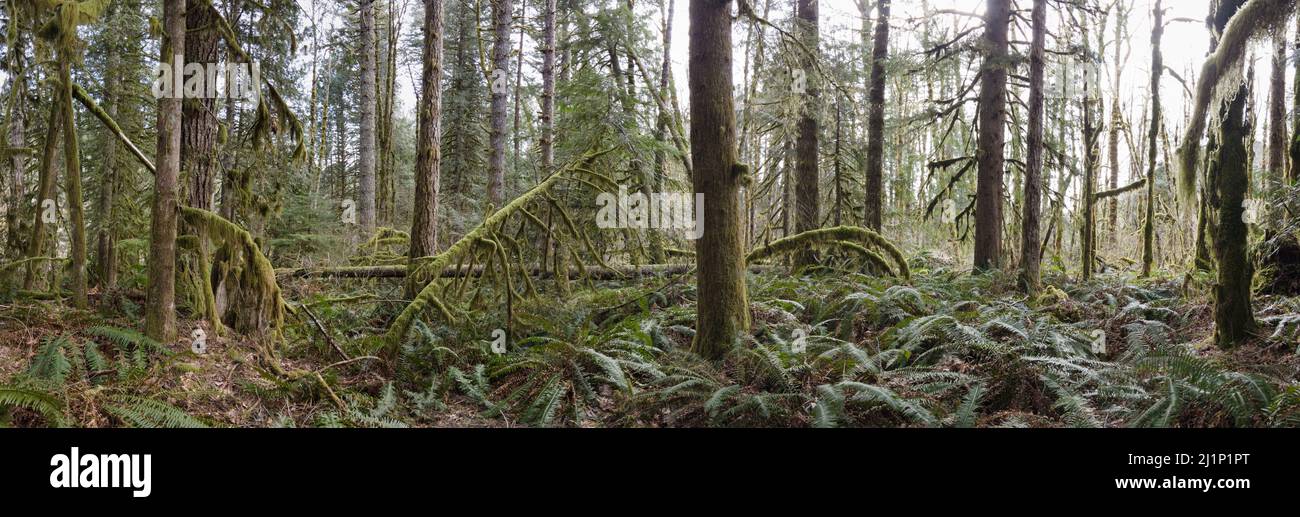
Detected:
[
  {"left": 180, "top": 206, "right": 284, "bottom": 339},
  {"left": 1178, "top": 0, "right": 1296, "bottom": 200}
]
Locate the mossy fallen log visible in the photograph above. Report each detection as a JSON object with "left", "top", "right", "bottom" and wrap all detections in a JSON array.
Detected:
[
  {"left": 277, "top": 263, "right": 767, "bottom": 280},
  {"left": 382, "top": 148, "right": 615, "bottom": 351}
]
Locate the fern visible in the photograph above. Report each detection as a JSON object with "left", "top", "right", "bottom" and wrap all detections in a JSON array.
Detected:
[
  {"left": 0, "top": 386, "right": 67, "bottom": 427},
  {"left": 104, "top": 395, "right": 208, "bottom": 428}
]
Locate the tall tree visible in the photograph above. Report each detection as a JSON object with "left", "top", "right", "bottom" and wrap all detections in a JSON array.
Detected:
[
  {"left": 793, "top": 0, "right": 820, "bottom": 266},
  {"left": 689, "top": 0, "right": 750, "bottom": 359},
  {"left": 973, "top": 0, "right": 1009, "bottom": 271},
  {"left": 1266, "top": 23, "right": 1287, "bottom": 184},
  {"left": 1079, "top": 13, "right": 1100, "bottom": 282},
  {"left": 1019, "top": 0, "right": 1046, "bottom": 292},
  {"left": 358, "top": 0, "right": 378, "bottom": 233},
  {"left": 147, "top": 0, "right": 186, "bottom": 342},
  {"left": 1291, "top": 14, "right": 1300, "bottom": 183},
  {"left": 408, "top": 0, "right": 445, "bottom": 296},
  {"left": 1141, "top": 0, "right": 1162, "bottom": 277},
  {"left": 59, "top": 39, "right": 87, "bottom": 309},
  {"left": 1106, "top": 2, "right": 1128, "bottom": 244},
  {"left": 487, "top": 0, "right": 513, "bottom": 207},
  {"left": 863, "top": 0, "right": 889, "bottom": 232},
  {"left": 1209, "top": 0, "right": 1255, "bottom": 347}
]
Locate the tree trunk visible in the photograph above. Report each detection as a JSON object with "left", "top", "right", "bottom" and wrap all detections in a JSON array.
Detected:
[
  {"left": 689, "top": 0, "right": 750, "bottom": 359},
  {"left": 1019, "top": 0, "right": 1046, "bottom": 292},
  {"left": 793, "top": 0, "right": 820, "bottom": 266},
  {"left": 973, "top": 0, "right": 1009, "bottom": 271},
  {"left": 487, "top": 0, "right": 513, "bottom": 207},
  {"left": 358, "top": 0, "right": 378, "bottom": 233},
  {"left": 408, "top": 0, "right": 445, "bottom": 297},
  {"left": 5, "top": 67, "right": 26, "bottom": 258},
  {"left": 184, "top": 1, "right": 220, "bottom": 213},
  {"left": 95, "top": 22, "right": 122, "bottom": 290},
  {"left": 1211, "top": 0, "right": 1256, "bottom": 348},
  {"left": 1080, "top": 15, "right": 1099, "bottom": 282},
  {"left": 1290, "top": 13, "right": 1300, "bottom": 183},
  {"left": 22, "top": 100, "right": 60, "bottom": 291},
  {"left": 1266, "top": 26, "right": 1287, "bottom": 186},
  {"left": 147, "top": 0, "right": 186, "bottom": 343},
  {"left": 863, "top": 0, "right": 889, "bottom": 232},
  {"left": 1106, "top": 4, "right": 1126, "bottom": 245},
  {"left": 60, "top": 55, "right": 87, "bottom": 309},
  {"left": 1142, "top": 0, "right": 1162, "bottom": 277},
  {"left": 539, "top": 0, "right": 558, "bottom": 268}
]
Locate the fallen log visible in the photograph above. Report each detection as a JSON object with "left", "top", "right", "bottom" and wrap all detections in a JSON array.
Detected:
[{"left": 278, "top": 263, "right": 773, "bottom": 280}]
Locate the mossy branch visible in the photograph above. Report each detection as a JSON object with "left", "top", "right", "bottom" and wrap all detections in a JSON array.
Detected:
[
  {"left": 382, "top": 148, "right": 614, "bottom": 351},
  {"left": 1177, "top": 0, "right": 1295, "bottom": 200},
  {"left": 71, "top": 82, "right": 155, "bottom": 174},
  {"left": 746, "top": 226, "right": 911, "bottom": 280}
]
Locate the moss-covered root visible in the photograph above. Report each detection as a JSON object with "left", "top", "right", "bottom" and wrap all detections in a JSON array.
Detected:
[
  {"left": 746, "top": 226, "right": 910, "bottom": 280},
  {"left": 180, "top": 206, "right": 285, "bottom": 338}
]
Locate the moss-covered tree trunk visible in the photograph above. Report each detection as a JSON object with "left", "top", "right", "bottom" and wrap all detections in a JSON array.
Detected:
[
  {"left": 1019, "top": 0, "right": 1045, "bottom": 292},
  {"left": 973, "top": 0, "right": 1009, "bottom": 271},
  {"left": 1106, "top": 4, "right": 1126, "bottom": 246},
  {"left": 1266, "top": 22, "right": 1287, "bottom": 186},
  {"left": 5, "top": 56, "right": 27, "bottom": 259},
  {"left": 689, "top": 0, "right": 750, "bottom": 359},
  {"left": 538, "top": 0, "right": 560, "bottom": 272},
  {"left": 182, "top": 0, "right": 221, "bottom": 329},
  {"left": 407, "top": 0, "right": 445, "bottom": 298},
  {"left": 1211, "top": 0, "right": 1256, "bottom": 348},
  {"left": 147, "top": 0, "right": 186, "bottom": 343},
  {"left": 358, "top": 0, "right": 378, "bottom": 233},
  {"left": 94, "top": 14, "right": 122, "bottom": 291},
  {"left": 59, "top": 56, "right": 87, "bottom": 309},
  {"left": 1290, "top": 13, "right": 1300, "bottom": 184},
  {"left": 863, "top": 0, "right": 889, "bottom": 232},
  {"left": 1142, "top": 0, "right": 1163, "bottom": 278},
  {"left": 793, "top": 0, "right": 820, "bottom": 267},
  {"left": 22, "top": 96, "right": 61, "bottom": 291},
  {"left": 1079, "top": 14, "right": 1099, "bottom": 282}
]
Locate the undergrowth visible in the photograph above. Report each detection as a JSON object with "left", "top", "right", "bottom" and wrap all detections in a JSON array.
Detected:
[{"left": 4, "top": 257, "right": 1300, "bottom": 428}]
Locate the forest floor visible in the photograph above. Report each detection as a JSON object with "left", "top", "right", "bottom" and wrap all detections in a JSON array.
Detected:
[{"left": 4, "top": 255, "right": 1300, "bottom": 428}]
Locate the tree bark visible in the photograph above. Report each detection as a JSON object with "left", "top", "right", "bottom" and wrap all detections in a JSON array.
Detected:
[
  {"left": 1290, "top": 13, "right": 1300, "bottom": 183},
  {"left": 183, "top": 1, "right": 220, "bottom": 212},
  {"left": 358, "top": 0, "right": 379, "bottom": 233},
  {"left": 1211, "top": 0, "right": 1256, "bottom": 348},
  {"left": 689, "top": 0, "right": 750, "bottom": 359},
  {"left": 22, "top": 100, "right": 60, "bottom": 291},
  {"left": 487, "top": 0, "right": 513, "bottom": 207},
  {"left": 863, "top": 0, "right": 889, "bottom": 232},
  {"left": 1080, "top": 15, "right": 1099, "bottom": 282},
  {"left": 59, "top": 57, "right": 87, "bottom": 309},
  {"left": 1019, "top": 0, "right": 1046, "bottom": 292},
  {"left": 973, "top": 0, "right": 1009, "bottom": 271},
  {"left": 95, "top": 20, "right": 122, "bottom": 290},
  {"left": 408, "top": 0, "right": 445, "bottom": 297},
  {"left": 793, "top": 0, "right": 820, "bottom": 266},
  {"left": 1141, "top": 0, "right": 1162, "bottom": 277},
  {"left": 1266, "top": 26, "right": 1287, "bottom": 185},
  {"left": 147, "top": 0, "right": 186, "bottom": 342}
]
